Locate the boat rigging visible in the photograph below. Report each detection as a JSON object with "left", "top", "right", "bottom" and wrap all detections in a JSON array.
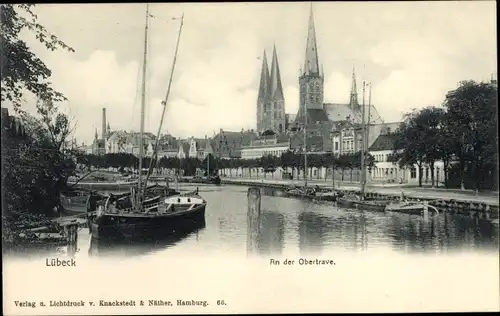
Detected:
[{"left": 142, "top": 12, "right": 185, "bottom": 198}]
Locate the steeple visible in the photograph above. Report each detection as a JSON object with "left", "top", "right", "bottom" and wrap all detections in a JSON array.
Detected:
[
  {"left": 269, "top": 44, "right": 284, "bottom": 101},
  {"left": 94, "top": 128, "right": 98, "bottom": 140},
  {"left": 349, "top": 65, "right": 358, "bottom": 108},
  {"left": 257, "top": 50, "right": 271, "bottom": 104},
  {"left": 303, "top": 3, "right": 320, "bottom": 76}
]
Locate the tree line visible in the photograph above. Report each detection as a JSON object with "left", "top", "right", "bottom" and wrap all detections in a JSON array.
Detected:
[
  {"left": 390, "top": 80, "right": 498, "bottom": 190},
  {"left": 76, "top": 150, "right": 375, "bottom": 179}
]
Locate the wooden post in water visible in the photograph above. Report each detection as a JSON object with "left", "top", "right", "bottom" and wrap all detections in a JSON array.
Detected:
[
  {"left": 246, "top": 187, "right": 261, "bottom": 255},
  {"left": 423, "top": 201, "right": 429, "bottom": 221},
  {"left": 65, "top": 223, "right": 78, "bottom": 257}
]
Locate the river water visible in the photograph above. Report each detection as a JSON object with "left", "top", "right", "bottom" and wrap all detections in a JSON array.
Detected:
[
  {"left": 4, "top": 184, "right": 499, "bottom": 314},
  {"left": 75, "top": 184, "right": 499, "bottom": 257}
]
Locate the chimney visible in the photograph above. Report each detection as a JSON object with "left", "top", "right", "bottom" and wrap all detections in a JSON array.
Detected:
[{"left": 102, "top": 108, "right": 106, "bottom": 140}]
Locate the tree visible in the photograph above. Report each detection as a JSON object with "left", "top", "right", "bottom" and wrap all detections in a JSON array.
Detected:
[
  {"left": 391, "top": 110, "right": 428, "bottom": 187},
  {"left": 322, "top": 152, "right": 337, "bottom": 187},
  {"left": 435, "top": 111, "right": 455, "bottom": 188},
  {"left": 1, "top": 4, "right": 75, "bottom": 109},
  {"left": 416, "top": 106, "right": 446, "bottom": 187},
  {"left": 280, "top": 150, "right": 295, "bottom": 176},
  {"left": 260, "top": 154, "right": 277, "bottom": 178},
  {"left": 2, "top": 110, "right": 77, "bottom": 221},
  {"left": 444, "top": 80, "right": 498, "bottom": 191},
  {"left": 201, "top": 153, "right": 217, "bottom": 176}
]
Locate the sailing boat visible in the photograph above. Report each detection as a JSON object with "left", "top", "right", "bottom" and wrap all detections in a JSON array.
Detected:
[
  {"left": 201, "top": 152, "right": 221, "bottom": 185},
  {"left": 284, "top": 87, "right": 319, "bottom": 200},
  {"left": 342, "top": 81, "right": 390, "bottom": 211},
  {"left": 87, "top": 5, "right": 207, "bottom": 239}
]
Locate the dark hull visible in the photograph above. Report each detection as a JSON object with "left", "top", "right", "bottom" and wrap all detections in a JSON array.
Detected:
[
  {"left": 88, "top": 204, "right": 206, "bottom": 240},
  {"left": 88, "top": 221, "right": 206, "bottom": 256},
  {"left": 336, "top": 197, "right": 356, "bottom": 208},
  {"left": 191, "top": 177, "right": 221, "bottom": 185},
  {"left": 284, "top": 191, "right": 316, "bottom": 200},
  {"left": 314, "top": 192, "right": 342, "bottom": 202},
  {"left": 354, "top": 200, "right": 391, "bottom": 212},
  {"left": 385, "top": 203, "right": 433, "bottom": 216}
]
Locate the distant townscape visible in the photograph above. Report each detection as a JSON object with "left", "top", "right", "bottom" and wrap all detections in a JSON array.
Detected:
[{"left": 64, "top": 6, "right": 498, "bottom": 190}]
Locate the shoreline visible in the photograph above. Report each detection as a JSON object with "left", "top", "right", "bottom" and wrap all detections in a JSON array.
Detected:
[
  {"left": 66, "top": 177, "right": 499, "bottom": 216},
  {"left": 219, "top": 178, "right": 499, "bottom": 217}
]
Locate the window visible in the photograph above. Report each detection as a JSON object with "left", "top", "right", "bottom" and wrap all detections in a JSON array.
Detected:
[
  {"left": 334, "top": 142, "right": 339, "bottom": 151},
  {"left": 410, "top": 168, "right": 416, "bottom": 179}
]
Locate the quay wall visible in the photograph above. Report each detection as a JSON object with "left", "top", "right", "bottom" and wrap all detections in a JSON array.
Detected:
[{"left": 220, "top": 179, "right": 499, "bottom": 219}]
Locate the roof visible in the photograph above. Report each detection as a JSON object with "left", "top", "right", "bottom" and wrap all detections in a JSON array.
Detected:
[
  {"left": 192, "top": 138, "right": 214, "bottom": 151},
  {"left": 354, "top": 104, "right": 384, "bottom": 125},
  {"left": 369, "top": 134, "right": 398, "bottom": 151},
  {"left": 108, "top": 131, "right": 157, "bottom": 146},
  {"left": 323, "top": 103, "right": 356, "bottom": 122},
  {"left": 289, "top": 131, "right": 325, "bottom": 152},
  {"left": 323, "top": 103, "right": 384, "bottom": 125},
  {"left": 177, "top": 141, "right": 190, "bottom": 154},
  {"left": 303, "top": 4, "right": 320, "bottom": 76},
  {"left": 307, "top": 108, "right": 329, "bottom": 123},
  {"left": 249, "top": 133, "right": 290, "bottom": 147},
  {"left": 212, "top": 129, "right": 257, "bottom": 158}
]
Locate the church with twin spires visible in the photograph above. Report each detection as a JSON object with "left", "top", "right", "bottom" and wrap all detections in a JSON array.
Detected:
[{"left": 256, "top": 4, "right": 385, "bottom": 145}]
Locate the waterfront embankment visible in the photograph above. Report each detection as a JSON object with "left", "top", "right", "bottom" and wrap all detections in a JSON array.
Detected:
[{"left": 220, "top": 177, "right": 499, "bottom": 217}]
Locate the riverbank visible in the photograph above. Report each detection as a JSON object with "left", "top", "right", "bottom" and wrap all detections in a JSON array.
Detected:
[{"left": 220, "top": 178, "right": 500, "bottom": 207}]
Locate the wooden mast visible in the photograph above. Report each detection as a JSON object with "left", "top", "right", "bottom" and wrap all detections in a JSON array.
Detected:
[
  {"left": 365, "top": 82, "right": 372, "bottom": 188},
  {"left": 143, "top": 13, "right": 185, "bottom": 196},
  {"left": 360, "top": 80, "right": 366, "bottom": 198},
  {"left": 137, "top": 3, "right": 150, "bottom": 208},
  {"left": 303, "top": 86, "right": 308, "bottom": 188},
  {"left": 207, "top": 152, "right": 210, "bottom": 176}
]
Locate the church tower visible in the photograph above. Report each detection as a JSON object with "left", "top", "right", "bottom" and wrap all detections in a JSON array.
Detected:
[
  {"left": 269, "top": 44, "right": 286, "bottom": 133},
  {"left": 256, "top": 50, "right": 271, "bottom": 134},
  {"left": 296, "top": 4, "right": 324, "bottom": 123},
  {"left": 349, "top": 66, "right": 359, "bottom": 111}
]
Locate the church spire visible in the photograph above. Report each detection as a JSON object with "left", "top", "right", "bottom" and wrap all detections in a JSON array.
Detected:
[
  {"left": 270, "top": 44, "right": 284, "bottom": 100},
  {"left": 94, "top": 128, "right": 98, "bottom": 140},
  {"left": 257, "top": 50, "right": 271, "bottom": 104},
  {"left": 349, "top": 65, "right": 358, "bottom": 107},
  {"left": 303, "top": 3, "right": 320, "bottom": 76}
]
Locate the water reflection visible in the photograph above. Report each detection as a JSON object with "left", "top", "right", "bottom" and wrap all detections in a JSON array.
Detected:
[
  {"left": 88, "top": 221, "right": 206, "bottom": 258},
  {"left": 256, "top": 210, "right": 285, "bottom": 255},
  {"left": 386, "top": 213, "right": 498, "bottom": 253},
  {"left": 12, "top": 185, "right": 499, "bottom": 259},
  {"left": 298, "top": 211, "right": 330, "bottom": 254}
]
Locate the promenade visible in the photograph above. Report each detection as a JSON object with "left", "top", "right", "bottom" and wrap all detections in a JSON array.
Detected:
[{"left": 221, "top": 177, "right": 500, "bottom": 206}]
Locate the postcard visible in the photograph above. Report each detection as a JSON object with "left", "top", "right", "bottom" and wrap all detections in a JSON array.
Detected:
[{"left": 2, "top": 1, "right": 499, "bottom": 315}]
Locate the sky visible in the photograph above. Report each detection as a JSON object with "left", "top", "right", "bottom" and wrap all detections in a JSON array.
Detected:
[{"left": 8, "top": 1, "right": 497, "bottom": 145}]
